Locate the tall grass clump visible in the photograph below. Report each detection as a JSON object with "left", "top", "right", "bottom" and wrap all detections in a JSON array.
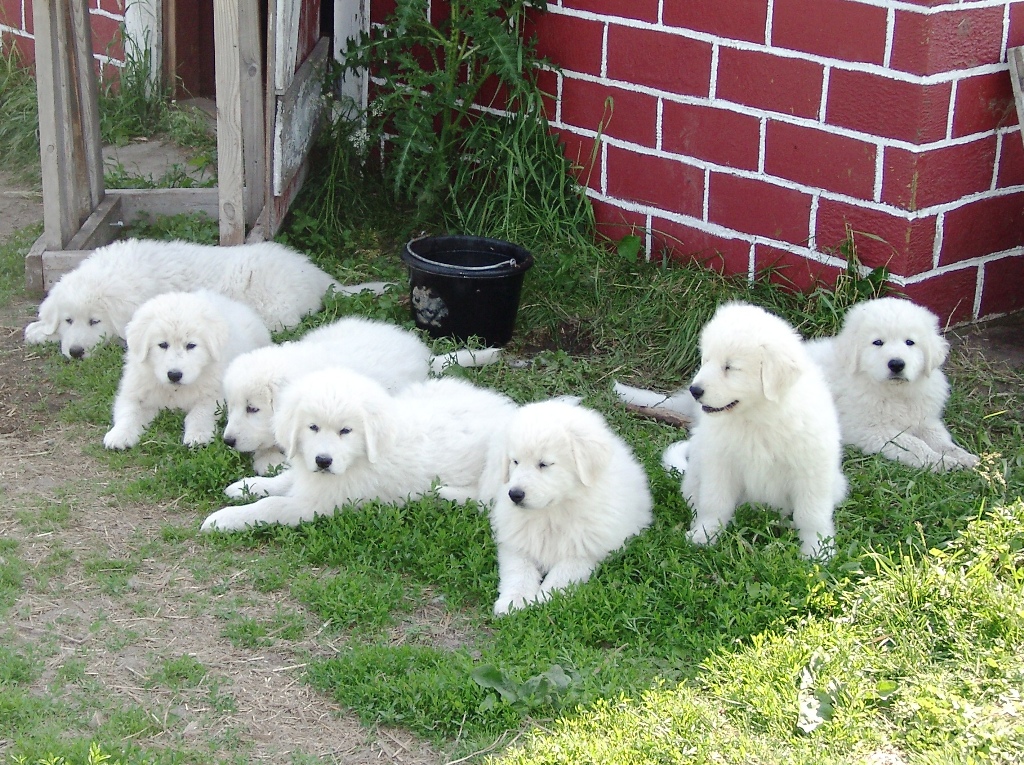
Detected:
[
  {"left": 0, "top": 46, "right": 41, "bottom": 183},
  {"left": 298, "top": 0, "right": 592, "bottom": 257}
]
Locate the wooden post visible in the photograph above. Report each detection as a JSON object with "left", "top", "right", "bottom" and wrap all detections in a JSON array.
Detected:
[{"left": 213, "top": 0, "right": 246, "bottom": 244}]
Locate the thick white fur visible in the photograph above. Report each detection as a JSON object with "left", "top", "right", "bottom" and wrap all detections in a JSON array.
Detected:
[
  {"left": 681, "top": 302, "right": 846, "bottom": 559},
  {"left": 477, "top": 400, "right": 653, "bottom": 615},
  {"left": 201, "top": 368, "right": 516, "bottom": 531},
  {"left": 221, "top": 317, "right": 502, "bottom": 473},
  {"left": 103, "top": 290, "right": 272, "bottom": 450},
  {"left": 24, "top": 238, "right": 387, "bottom": 358},
  {"left": 805, "top": 297, "right": 977, "bottom": 472}
]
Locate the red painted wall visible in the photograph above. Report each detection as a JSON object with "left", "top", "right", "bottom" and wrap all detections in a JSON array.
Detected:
[
  {"left": 7, "top": 0, "right": 1024, "bottom": 324},
  {"left": 1, "top": 0, "right": 124, "bottom": 73},
  {"left": 526, "top": 0, "right": 1024, "bottom": 325}
]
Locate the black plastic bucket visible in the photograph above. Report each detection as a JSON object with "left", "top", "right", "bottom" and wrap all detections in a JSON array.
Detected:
[{"left": 401, "top": 235, "right": 534, "bottom": 347}]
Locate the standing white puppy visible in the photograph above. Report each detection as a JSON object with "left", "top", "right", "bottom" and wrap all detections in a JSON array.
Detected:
[
  {"left": 104, "top": 290, "right": 271, "bottom": 449},
  {"left": 681, "top": 302, "right": 846, "bottom": 559},
  {"left": 480, "top": 399, "right": 653, "bottom": 615},
  {"left": 805, "top": 297, "right": 978, "bottom": 472}
]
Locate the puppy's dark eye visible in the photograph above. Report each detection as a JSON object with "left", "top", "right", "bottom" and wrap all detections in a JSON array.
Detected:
[
  {"left": 158, "top": 341, "right": 169, "bottom": 349},
  {"left": 65, "top": 318, "right": 73, "bottom": 325},
  {"left": 872, "top": 339, "right": 884, "bottom": 347},
  {"left": 339, "top": 427, "right": 351, "bottom": 435},
  {"left": 88, "top": 318, "right": 100, "bottom": 326},
  {"left": 538, "top": 461, "right": 551, "bottom": 469},
  {"left": 723, "top": 364, "right": 732, "bottom": 372},
  {"left": 309, "top": 424, "right": 320, "bottom": 433},
  {"left": 186, "top": 342, "right": 196, "bottom": 351},
  {"left": 245, "top": 405, "right": 259, "bottom": 415},
  {"left": 905, "top": 339, "right": 915, "bottom": 346},
  {"left": 511, "top": 459, "right": 519, "bottom": 466}
]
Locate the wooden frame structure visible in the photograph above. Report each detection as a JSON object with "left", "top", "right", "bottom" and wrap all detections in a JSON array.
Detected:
[{"left": 26, "top": 0, "right": 329, "bottom": 294}]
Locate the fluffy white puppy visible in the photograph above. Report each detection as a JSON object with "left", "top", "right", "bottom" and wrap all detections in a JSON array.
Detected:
[
  {"left": 805, "top": 297, "right": 978, "bottom": 472},
  {"left": 681, "top": 302, "right": 846, "bottom": 559},
  {"left": 103, "top": 290, "right": 272, "bottom": 449},
  {"left": 477, "top": 399, "right": 653, "bottom": 615},
  {"left": 24, "top": 238, "right": 388, "bottom": 358},
  {"left": 200, "top": 368, "right": 516, "bottom": 531},
  {"left": 221, "top": 317, "right": 501, "bottom": 473}
]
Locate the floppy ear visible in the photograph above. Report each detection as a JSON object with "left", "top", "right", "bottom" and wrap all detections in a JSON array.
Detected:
[
  {"left": 200, "top": 309, "right": 231, "bottom": 362},
  {"left": 102, "top": 294, "right": 142, "bottom": 338},
  {"left": 922, "top": 328, "right": 949, "bottom": 374},
  {"left": 568, "top": 419, "right": 613, "bottom": 487},
  {"left": 124, "top": 312, "right": 153, "bottom": 364},
  {"left": 835, "top": 306, "right": 866, "bottom": 377},
  {"left": 273, "top": 397, "right": 304, "bottom": 460},
  {"left": 357, "top": 398, "right": 394, "bottom": 465},
  {"left": 27, "top": 292, "right": 62, "bottom": 341},
  {"left": 759, "top": 344, "right": 801, "bottom": 402}
]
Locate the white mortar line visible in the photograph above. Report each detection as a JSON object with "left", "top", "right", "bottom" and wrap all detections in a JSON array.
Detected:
[
  {"left": 945, "top": 80, "right": 958, "bottom": 141},
  {"left": 549, "top": 5, "right": 1010, "bottom": 87},
  {"left": 656, "top": 97, "right": 664, "bottom": 151},
  {"left": 991, "top": 132, "right": 1003, "bottom": 191},
  {"left": 747, "top": 243, "right": 757, "bottom": 282},
  {"left": 709, "top": 42, "right": 720, "bottom": 101},
  {"left": 974, "top": 262, "right": 985, "bottom": 318},
  {"left": 561, "top": 69, "right": 1003, "bottom": 155},
  {"left": 932, "top": 212, "right": 945, "bottom": 269},
  {"left": 1002, "top": 1, "right": 1012, "bottom": 62},
  {"left": 758, "top": 117, "right": 767, "bottom": 174},
  {"left": 703, "top": 168, "right": 711, "bottom": 222},
  {"left": 883, "top": 7, "right": 896, "bottom": 68},
  {"left": 874, "top": 143, "right": 886, "bottom": 202},
  {"left": 808, "top": 194, "right": 820, "bottom": 250},
  {"left": 551, "top": 117, "right": 1024, "bottom": 220},
  {"left": 818, "top": 66, "right": 831, "bottom": 123},
  {"left": 765, "top": 0, "right": 774, "bottom": 46}
]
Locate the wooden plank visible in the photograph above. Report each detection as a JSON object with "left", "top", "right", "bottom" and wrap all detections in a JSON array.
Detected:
[
  {"left": 34, "top": 0, "right": 84, "bottom": 248},
  {"left": 263, "top": 0, "right": 281, "bottom": 236},
  {"left": 42, "top": 250, "right": 98, "bottom": 290},
  {"left": 1009, "top": 47, "right": 1024, "bottom": 150},
  {"left": 238, "top": 0, "right": 265, "bottom": 230},
  {"left": 65, "top": 195, "right": 123, "bottom": 251},
  {"left": 273, "top": 0, "right": 302, "bottom": 92},
  {"left": 109, "top": 188, "right": 220, "bottom": 222},
  {"left": 68, "top": 0, "right": 104, "bottom": 209},
  {"left": 213, "top": 0, "right": 247, "bottom": 244},
  {"left": 24, "top": 235, "right": 48, "bottom": 296},
  {"left": 272, "top": 37, "right": 329, "bottom": 196},
  {"left": 334, "top": 0, "right": 368, "bottom": 116}
]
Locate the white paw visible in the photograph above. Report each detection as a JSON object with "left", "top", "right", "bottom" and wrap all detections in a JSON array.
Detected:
[
  {"left": 686, "top": 523, "right": 717, "bottom": 546},
  {"left": 104, "top": 425, "right": 140, "bottom": 450},
  {"left": 201, "top": 507, "right": 252, "bottom": 532},
  {"left": 335, "top": 280, "right": 395, "bottom": 296},
  {"left": 24, "top": 322, "right": 55, "bottom": 345},
  {"left": 492, "top": 594, "right": 531, "bottom": 616},
  {"left": 662, "top": 441, "right": 690, "bottom": 473},
  {"left": 224, "top": 477, "right": 268, "bottom": 499},
  {"left": 183, "top": 430, "right": 214, "bottom": 447}
]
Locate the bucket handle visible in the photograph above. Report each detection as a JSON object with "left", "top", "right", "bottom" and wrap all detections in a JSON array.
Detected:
[{"left": 406, "top": 237, "right": 524, "bottom": 271}]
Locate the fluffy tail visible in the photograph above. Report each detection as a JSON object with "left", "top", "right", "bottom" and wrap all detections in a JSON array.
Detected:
[
  {"left": 430, "top": 347, "right": 503, "bottom": 374},
  {"left": 661, "top": 440, "right": 690, "bottom": 473},
  {"left": 332, "top": 280, "right": 396, "bottom": 297},
  {"left": 613, "top": 381, "right": 697, "bottom": 419}
]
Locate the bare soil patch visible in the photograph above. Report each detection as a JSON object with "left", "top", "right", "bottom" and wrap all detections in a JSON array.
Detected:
[{"left": 1, "top": 303, "right": 443, "bottom": 759}]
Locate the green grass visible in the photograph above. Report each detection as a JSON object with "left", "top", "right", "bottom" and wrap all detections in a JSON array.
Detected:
[
  {"left": 2, "top": 48, "right": 1023, "bottom": 760},
  {"left": 6, "top": 211, "right": 1022, "bottom": 759}
]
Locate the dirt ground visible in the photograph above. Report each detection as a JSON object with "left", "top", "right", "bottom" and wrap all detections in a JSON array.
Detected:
[{"left": 0, "top": 173, "right": 446, "bottom": 763}]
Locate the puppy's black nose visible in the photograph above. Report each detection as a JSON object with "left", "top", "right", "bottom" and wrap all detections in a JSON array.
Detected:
[
  {"left": 508, "top": 487, "right": 526, "bottom": 505},
  {"left": 315, "top": 454, "right": 333, "bottom": 470},
  {"left": 689, "top": 384, "right": 704, "bottom": 401},
  {"left": 223, "top": 435, "right": 236, "bottom": 448},
  {"left": 888, "top": 358, "right": 906, "bottom": 374},
  {"left": 69, "top": 346, "right": 85, "bottom": 359},
  {"left": 167, "top": 369, "right": 183, "bottom": 383}
]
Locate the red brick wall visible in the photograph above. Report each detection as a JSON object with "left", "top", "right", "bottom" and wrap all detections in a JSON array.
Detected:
[
  {"left": 527, "top": 0, "right": 1024, "bottom": 325},
  {"left": 1, "top": 0, "right": 124, "bottom": 75}
]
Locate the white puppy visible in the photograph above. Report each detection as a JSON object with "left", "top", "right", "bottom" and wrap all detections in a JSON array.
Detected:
[
  {"left": 24, "top": 238, "right": 388, "bottom": 358},
  {"left": 680, "top": 302, "right": 846, "bottom": 559},
  {"left": 478, "top": 399, "right": 653, "bottom": 615},
  {"left": 221, "top": 317, "right": 501, "bottom": 474},
  {"left": 103, "top": 290, "right": 272, "bottom": 449},
  {"left": 805, "top": 297, "right": 978, "bottom": 472},
  {"left": 200, "top": 368, "right": 516, "bottom": 531}
]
